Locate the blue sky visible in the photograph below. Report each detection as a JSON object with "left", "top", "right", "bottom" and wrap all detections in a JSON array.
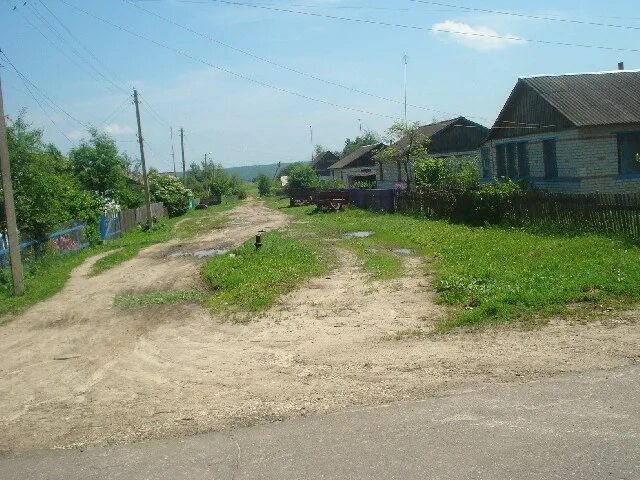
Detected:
[{"left": 1, "top": 0, "right": 639, "bottom": 170}]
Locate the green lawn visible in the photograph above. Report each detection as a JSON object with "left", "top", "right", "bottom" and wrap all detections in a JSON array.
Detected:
[
  {"left": 0, "top": 199, "right": 240, "bottom": 322},
  {"left": 264, "top": 197, "right": 640, "bottom": 330},
  {"left": 201, "top": 231, "right": 325, "bottom": 320}
]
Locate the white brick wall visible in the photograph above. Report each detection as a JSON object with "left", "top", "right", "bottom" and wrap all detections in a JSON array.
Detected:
[{"left": 480, "top": 125, "right": 640, "bottom": 194}]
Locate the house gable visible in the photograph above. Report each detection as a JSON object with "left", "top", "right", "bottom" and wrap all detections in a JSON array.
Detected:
[
  {"left": 487, "top": 80, "right": 575, "bottom": 142},
  {"left": 429, "top": 117, "right": 489, "bottom": 154}
]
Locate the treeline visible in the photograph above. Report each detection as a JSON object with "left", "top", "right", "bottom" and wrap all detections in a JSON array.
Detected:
[{"left": 1, "top": 114, "right": 245, "bottom": 244}]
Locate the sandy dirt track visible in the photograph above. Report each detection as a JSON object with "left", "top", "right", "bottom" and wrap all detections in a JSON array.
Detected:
[{"left": 0, "top": 200, "right": 638, "bottom": 452}]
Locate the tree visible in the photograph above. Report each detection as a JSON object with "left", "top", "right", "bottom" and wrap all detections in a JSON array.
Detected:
[
  {"left": 3, "top": 114, "right": 102, "bottom": 241},
  {"left": 342, "top": 129, "right": 380, "bottom": 157},
  {"left": 69, "top": 128, "right": 143, "bottom": 208},
  {"left": 375, "top": 121, "right": 430, "bottom": 190},
  {"left": 149, "top": 173, "right": 193, "bottom": 217},
  {"left": 286, "top": 163, "right": 320, "bottom": 191},
  {"left": 184, "top": 161, "right": 229, "bottom": 198},
  {"left": 414, "top": 157, "right": 479, "bottom": 192},
  {"left": 255, "top": 173, "right": 272, "bottom": 196}
]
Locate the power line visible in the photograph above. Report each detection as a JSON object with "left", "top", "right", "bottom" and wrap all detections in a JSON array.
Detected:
[
  {"left": 408, "top": 0, "right": 640, "bottom": 32},
  {"left": 0, "top": 48, "right": 91, "bottom": 130},
  {"left": 35, "top": 0, "right": 131, "bottom": 91},
  {"left": 122, "top": 0, "right": 472, "bottom": 121},
  {"left": 202, "top": 0, "right": 640, "bottom": 54},
  {"left": 57, "top": 0, "right": 399, "bottom": 120}
]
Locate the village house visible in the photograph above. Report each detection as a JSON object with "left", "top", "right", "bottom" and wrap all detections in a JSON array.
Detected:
[
  {"left": 379, "top": 117, "right": 489, "bottom": 188},
  {"left": 480, "top": 68, "right": 640, "bottom": 194},
  {"left": 310, "top": 151, "right": 340, "bottom": 179},
  {"left": 329, "top": 143, "right": 386, "bottom": 186}
]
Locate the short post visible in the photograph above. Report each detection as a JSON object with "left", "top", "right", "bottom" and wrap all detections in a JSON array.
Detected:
[{"left": 254, "top": 234, "right": 262, "bottom": 251}]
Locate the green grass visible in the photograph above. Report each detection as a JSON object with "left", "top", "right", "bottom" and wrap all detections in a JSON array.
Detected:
[
  {"left": 114, "top": 290, "right": 203, "bottom": 308},
  {"left": 201, "top": 231, "right": 325, "bottom": 318},
  {"left": 0, "top": 199, "right": 241, "bottom": 322},
  {"left": 90, "top": 199, "right": 240, "bottom": 276},
  {"left": 264, "top": 197, "right": 640, "bottom": 330}
]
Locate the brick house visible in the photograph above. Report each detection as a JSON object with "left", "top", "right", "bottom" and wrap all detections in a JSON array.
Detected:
[
  {"left": 379, "top": 117, "right": 489, "bottom": 188},
  {"left": 310, "top": 151, "right": 340, "bottom": 178},
  {"left": 329, "top": 143, "right": 386, "bottom": 186},
  {"left": 480, "top": 70, "right": 640, "bottom": 194}
]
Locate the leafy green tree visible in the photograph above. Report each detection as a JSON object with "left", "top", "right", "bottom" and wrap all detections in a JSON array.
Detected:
[
  {"left": 414, "top": 157, "right": 479, "bottom": 192},
  {"left": 255, "top": 173, "right": 272, "bottom": 196},
  {"left": 342, "top": 129, "right": 380, "bottom": 157},
  {"left": 375, "top": 121, "right": 430, "bottom": 190},
  {"left": 286, "top": 164, "right": 320, "bottom": 191},
  {"left": 185, "top": 161, "right": 230, "bottom": 198},
  {"left": 149, "top": 173, "right": 193, "bottom": 217},
  {"left": 69, "top": 128, "right": 143, "bottom": 208},
  {"left": 3, "top": 115, "right": 102, "bottom": 241}
]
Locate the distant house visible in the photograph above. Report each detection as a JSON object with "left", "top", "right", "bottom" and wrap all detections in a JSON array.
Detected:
[
  {"left": 329, "top": 143, "right": 386, "bottom": 186},
  {"left": 380, "top": 117, "right": 489, "bottom": 187},
  {"left": 480, "top": 69, "right": 640, "bottom": 194},
  {"left": 311, "top": 151, "right": 340, "bottom": 178}
]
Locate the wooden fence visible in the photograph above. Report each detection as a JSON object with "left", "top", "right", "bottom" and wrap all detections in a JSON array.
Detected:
[
  {"left": 397, "top": 190, "right": 640, "bottom": 239},
  {"left": 99, "top": 202, "right": 168, "bottom": 240}
]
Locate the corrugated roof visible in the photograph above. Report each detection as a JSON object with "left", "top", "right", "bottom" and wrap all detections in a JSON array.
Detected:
[
  {"left": 522, "top": 71, "right": 640, "bottom": 127},
  {"left": 329, "top": 143, "right": 385, "bottom": 169}
]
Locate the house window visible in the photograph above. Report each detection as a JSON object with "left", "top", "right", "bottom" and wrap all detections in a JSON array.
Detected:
[
  {"left": 517, "top": 142, "right": 529, "bottom": 177},
  {"left": 506, "top": 143, "right": 517, "bottom": 179},
  {"left": 542, "top": 139, "right": 558, "bottom": 179},
  {"left": 617, "top": 132, "right": 640, "bottom": 174},
  {"left": 496, "top": 144, "right": 507, "bottom": 177},
  {"left": 480, "top": 147, "right": 491, "bottom": 178}
]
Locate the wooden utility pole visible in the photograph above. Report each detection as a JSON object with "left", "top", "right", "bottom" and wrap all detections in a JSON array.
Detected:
[
  {"left": 180, "top": 128, "right": 186, "bottom": 183},
  {"left": 133, "top": 89, "right": 153, "bottom": 228},
  {"left": 0, "top": 73, "right": 24, "bottom": 295},
  {"left": 170, "top": 126, "right": 177, "bottom": 177}
]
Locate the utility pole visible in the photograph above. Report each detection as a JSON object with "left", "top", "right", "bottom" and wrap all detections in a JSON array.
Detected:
[
  {"left": 403, "top": 54, "right": 408, "bottom": 125},
  {"left": 180, "top": 128, "right": 186, "bottom": 183},
  {"left": 309, "top": 125, "right": 313, "bottom": 162},
  {"left": 358, "top": 118, "right": 362, "bottom": 134},
  {"left": 0, "top": 73, "right": 24, "bottom": 295},
  {"left": 170, "top": 126, "right": 176, "bottom": 176},
  {"left": 133, "top": 89, "right": 153, "bottom": 228}
]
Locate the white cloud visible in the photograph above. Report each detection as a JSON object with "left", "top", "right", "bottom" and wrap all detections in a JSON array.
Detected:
[
  {"left": 431, "top": 20, "right": 523, "bottom": 51},
  {"left": 101, "top": 123, "right": 135, "bottom": 136}
]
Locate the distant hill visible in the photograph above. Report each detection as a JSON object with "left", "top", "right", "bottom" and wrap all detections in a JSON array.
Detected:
[{"left": 224, "top": 163, "right": 292, "bottom": 182}]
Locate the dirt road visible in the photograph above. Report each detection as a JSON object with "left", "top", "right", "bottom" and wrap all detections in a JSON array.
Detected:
[{"left": 0, "top": 200, "right": 638, "bottom": 452}]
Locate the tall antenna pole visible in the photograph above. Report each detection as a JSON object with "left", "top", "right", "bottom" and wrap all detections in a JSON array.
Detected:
[
  {"left": 358, "top": 118, "right": 362, "bottom": 134},
  {"left": 403, "top": 54, "right": 408, "bottom": 125},
  {"left": 170, "top": 126, "right": 176, "bottom": 176},
  {"left": 133, "top": 89, "right": 153, "bottom": 228},
  {"left": 0, "top": 73, "right": 24, "bottom": 295},
  {"left": 309, "top": 125, "right": 313, "bottom": 162},
  {"left": 180, "top": 128, "right": 186, "bottom": 183}
]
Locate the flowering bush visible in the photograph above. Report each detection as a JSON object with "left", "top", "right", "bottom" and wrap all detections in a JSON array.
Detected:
[{"left": 149, "top": 173, "right": 193, "bottom": 217}]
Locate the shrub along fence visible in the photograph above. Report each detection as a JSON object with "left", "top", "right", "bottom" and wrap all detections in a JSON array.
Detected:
[
  {"left": 397, "top": 190, "right": 640, "bottom": 239},
  {"left": 99, "top": 202, "right": 168, "bottom": 240}
]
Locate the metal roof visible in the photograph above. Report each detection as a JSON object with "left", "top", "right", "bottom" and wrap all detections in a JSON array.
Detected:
[
  {"left": 311, "top": 151, "right": 339, "bottom": 169},
  {"left": 329, "top": 143, "right": 385, "bottom": 170},
  {"left": 521, "top": 71, "right": 640, "bottom": 127}
]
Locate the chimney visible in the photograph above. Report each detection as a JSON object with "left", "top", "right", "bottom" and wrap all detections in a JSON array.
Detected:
[{"left": 618, "top": 62, "right": 625, "bottom": 71}]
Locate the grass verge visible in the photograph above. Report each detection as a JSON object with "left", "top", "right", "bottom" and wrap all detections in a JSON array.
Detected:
[
  {"left": 264, "top": 197, "right": 640, "bottom": 331},
  {"left": 114, "top": 290, "right": 203, "bottom": 308},
  {"left": 201, "top": 230, "right": 324, "bottom": 318}
]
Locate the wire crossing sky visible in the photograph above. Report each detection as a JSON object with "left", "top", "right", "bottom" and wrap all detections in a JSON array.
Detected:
[{"left": 1, "top": 0, "right": 639, "bottom": 169}]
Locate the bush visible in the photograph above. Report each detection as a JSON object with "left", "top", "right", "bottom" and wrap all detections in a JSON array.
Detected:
[
  {"left": 320, "top": 178, "right": 345, "bottom": 189},
  {"left": 286, "top": 164, "right": 320, "bottom": 192},
  {"left": 414, "top": 157, "right": 479, "bottom": 192},
  {"left": 255, "top": 174, "right": 272, "bottom": 196},
  {"left": 472, "top": 180, "right": 523, "bottom": 224},
  {"left": 149, "top": 173, "right": 193, "bottom": 217},
  {"left": 351, "top": 180, "right": 377, "bottom": 189}
]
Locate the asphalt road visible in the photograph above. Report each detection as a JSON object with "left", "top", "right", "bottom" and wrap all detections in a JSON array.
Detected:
[{"left": 2, "top": 366, "right": 638, "bottom": 480}]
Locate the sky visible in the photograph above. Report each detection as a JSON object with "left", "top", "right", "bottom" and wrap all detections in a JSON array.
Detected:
[{"left": 1, "top": 0, "right": 639, "bottom": 171}]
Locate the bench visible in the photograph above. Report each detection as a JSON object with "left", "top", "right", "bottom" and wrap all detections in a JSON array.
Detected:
[{"left": 316, "top": 190, "right": 350, "bottom": 212}]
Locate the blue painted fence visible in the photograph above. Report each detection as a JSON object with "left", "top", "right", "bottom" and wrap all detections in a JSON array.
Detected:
[{"left": 0, "top": 222, "right": 90, "bottom": 268}]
